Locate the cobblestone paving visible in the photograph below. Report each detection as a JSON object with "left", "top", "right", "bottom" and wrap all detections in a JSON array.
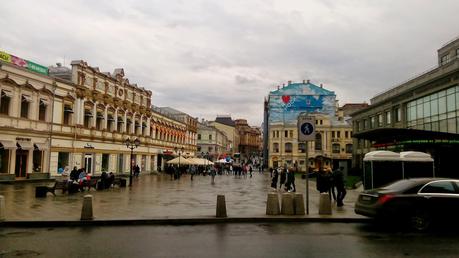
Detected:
[{"left": 0, "top": 173, "right": 364, "bottom": 221}]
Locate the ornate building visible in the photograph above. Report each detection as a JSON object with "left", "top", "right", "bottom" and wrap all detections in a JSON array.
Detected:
[
  {"left": 0, "top": 51, "right": 194, "bottom": 180},
  {"left": 197, "top": 121, "right": 230, "bottom": 161},
  {"left": 234, "top": 119, "right": 262, "bottom": 162},
  {"left": 264, "top": 80, "right": 353, "bottom": 172}
]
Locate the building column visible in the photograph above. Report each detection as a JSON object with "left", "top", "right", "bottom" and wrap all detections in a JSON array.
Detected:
[
  {"left": 9, "top": 149, "right": 16, "bottom": 175},
  {"left": 26, "top": 149, "right": 33, "bottom": 175},
  {"left": 104, "top": 105, "right": 108, "bottom": 130},
  {"left": 92, "top": 101, "right": 98, "bottom": 128}
]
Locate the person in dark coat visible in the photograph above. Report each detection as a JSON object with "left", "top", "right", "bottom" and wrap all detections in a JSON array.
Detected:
[
  {"left": 286, "top": 167, "right": 296, "bottom": 192},
  {"left": 70, "top": 166, "right": 79, "bottom": 181},
  {"left": 334, "top": 167, "right": 347, "bottom": 207},
  {"left": 316, "top": 168, "right": 331, "bottom": 194},
  {"left": 270, "top": 168, "right": 279, "bottom": 189}
]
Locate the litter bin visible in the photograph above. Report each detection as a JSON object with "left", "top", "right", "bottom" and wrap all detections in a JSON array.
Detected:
[
  {"left": 120, "top": 178, "right": 127, "bottom": 187},
  {"left": 35, "top": 186, "right": 48, "bottom": 198}
]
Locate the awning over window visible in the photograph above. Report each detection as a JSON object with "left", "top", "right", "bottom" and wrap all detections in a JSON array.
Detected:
[
  {"left": 34, "top": 143, "right": 49, "bottom": 150},
  {"left": 0, "top": 140, "right": 16, "bottom": 149},
  {"left": 40, "top": 98, "right": 49, "bottom": 106},
  {"left": 1, "top": 90, "right": 13, "bottom": 98},
  {"left": 17, "top": 141, "right": 34, "bottom": 150},
  {"left": 22, "top": 95, "right": 32, "bottom": 102}
]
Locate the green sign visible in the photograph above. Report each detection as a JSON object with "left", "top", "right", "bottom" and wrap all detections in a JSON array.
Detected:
[{"left": 26, "top": 60, "right": 48, "bottom": 75}]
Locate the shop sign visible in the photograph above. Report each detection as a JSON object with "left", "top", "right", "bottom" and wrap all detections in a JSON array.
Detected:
[{"left": 0, "top": 49, "right": 48, "bottom": 75}]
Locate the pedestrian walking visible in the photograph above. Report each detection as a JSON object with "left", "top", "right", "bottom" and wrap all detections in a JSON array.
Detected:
[
  {"left": 270, "top": 168, "right": 279, "bottom": 189},
  {"left": 287, "top": 167, "right": 296, "bottom": 192},
  {"left": 316, "top": 167, "right": 331, "bottom": 194},
  {"left": 249, "top": 165, "right": 253, "bottom": 178},
  {"left": 334, "top": 167, "right": 347, "bottom": 207}
]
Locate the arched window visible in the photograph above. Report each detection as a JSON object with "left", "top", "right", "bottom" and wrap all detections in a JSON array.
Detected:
[
  {"left": 315, "top": 133, "right": 322, "bottom": 150},
  {"left": 285, "top": 142, "right": 292, "bottom": 153}
]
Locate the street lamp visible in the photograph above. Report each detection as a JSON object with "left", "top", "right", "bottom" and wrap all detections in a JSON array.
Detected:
[
  {"left": 125, "top": 137, "right": 140, "bottom": 186},
  {"left": 174, "top": 146, "right": 184, "bottom": 179}
]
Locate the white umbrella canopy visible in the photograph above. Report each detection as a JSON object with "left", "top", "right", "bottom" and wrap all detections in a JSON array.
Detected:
[
  {"left": 188, "top": 158, "right": 214, "bottom": 165},
  {"left": 167, "top": 157, "right": 194, "bottom": 165}
]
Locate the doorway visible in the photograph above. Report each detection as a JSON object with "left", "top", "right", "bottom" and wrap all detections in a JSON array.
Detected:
[
  {"left": 15, "top": 149, "right": 28, "bottom": 177},
  {"left": 84, "top": 154, "right": 93, "bottom": 174}
]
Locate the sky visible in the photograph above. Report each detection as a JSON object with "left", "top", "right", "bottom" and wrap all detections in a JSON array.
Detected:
[{"left": 1, "top": 0, "right": 459, "bottom": 126}]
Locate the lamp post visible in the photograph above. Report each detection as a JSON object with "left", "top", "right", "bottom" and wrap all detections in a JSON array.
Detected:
[
  {"left": 174, "top": 146, "right": 185, "bottom": 179},
  {"left": 125, "top": 137, "right": 140, "bottom": 186}
]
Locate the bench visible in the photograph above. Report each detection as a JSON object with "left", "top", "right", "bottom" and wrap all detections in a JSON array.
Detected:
[
  {"left": 112, "top": 178, "right": 127, "bottom": 187},
  {"left": 46, "top": 181, "right": 69, "bottom": 195}
]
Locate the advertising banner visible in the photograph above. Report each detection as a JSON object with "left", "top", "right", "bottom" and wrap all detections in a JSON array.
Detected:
[
  {"left": 0, "top": 50, "right": 48, "bottom": 75},
  {"left": 0, "top": 51, "right": 11, "bottom": 63}
]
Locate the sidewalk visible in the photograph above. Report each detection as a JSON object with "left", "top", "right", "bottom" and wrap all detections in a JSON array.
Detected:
[{"left": 0, "top": 173, "right": 368, "bottom": 224}]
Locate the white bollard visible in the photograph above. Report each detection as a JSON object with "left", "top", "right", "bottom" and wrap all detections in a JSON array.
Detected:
[
  {"left": 0, "top": 195, "right": 5, "bottom": 221},
  {"left": 266, "top": 193, "right": 280, "bottom": 215},
  {"left": 81, "top": 195, "right": 94, "bottom": 220}
]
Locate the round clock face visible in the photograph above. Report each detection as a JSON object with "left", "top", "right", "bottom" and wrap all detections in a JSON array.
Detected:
[{"left": 118, "top": 89, "right": 124, "bottom": 97}]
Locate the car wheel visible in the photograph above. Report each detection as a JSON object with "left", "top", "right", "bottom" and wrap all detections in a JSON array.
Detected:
[{"left": 409, "top": 209, "right": 431, "bottom": 231}]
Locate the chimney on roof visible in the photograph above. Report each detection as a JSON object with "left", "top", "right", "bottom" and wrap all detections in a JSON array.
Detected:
[
  {"left": 277, "top": 85, "right": 280, "bottom": 90},
  {"left": 320, "top": 83, "right": 323, "bottom": 88},
  {"left": 288, "top": 80, "right": 292, "bottom": 85},
  {"left": 56, "top": 63, "right": 62, "bottom": 67},
  {"left": 282, "top": 83, "right": 285, "bottom": 88},
  {"left": 303, "top": 79, "right": 305, "bottom": 84},
  {"left": 307, "top": 79, "right": 310, "bottom": 84}
]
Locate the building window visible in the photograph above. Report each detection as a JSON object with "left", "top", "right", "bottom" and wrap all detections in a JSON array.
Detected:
[
  {"left": 345, "top": 131, "right": 349, "bottom": 138},
  {"left": 362, "top": 119, "right": 367, "bottom": 130},
  {"left": 208, "top": 146, "right": 213, "bottom": 152},
  {"left": 84, "top": 110, "right": 93, "bottom": 128},
  {"left": 63, "top": 105, "right": 73, "bottom": 125},
  {"left": 346, "top": 144, "right": 353, "bottom": 153},
  {"left": 298, "top": 143, "right": 306, "bottom": 153},
  {"left": 57, "top": 152, "right": 70, "bottom": 172},
  {"left": 285, "top": 143, "right": 292, "bottom": 153},
  {"left": 331, "top": 131, "right": 335, "bottom": 138},
  {"left": 126, "top": 119, "right": 132, "bottom": 134},
  {"left": 332, "top": 143, "right": 340, "bottom": 153},
  {"left": 197, "top": 134, "right": 201, "bottom": 140},
  {"left": 197, "top": 146, "right": 201, "bottom": 152},
  {"left": 289, "top": 130, "right": 293, "bottom": 138},
  {"left": 107, "top": 115, "right": 115, "bottom": 131},
  {"left": 20, "top": 95, "right": 30, "bottom": 118},
  {"left": 284, "top": 130, "right": 288, "bottom": 138},
  {"left": 378, "top": 114, "right": 383, "bottom": 127},
  {"left": 386, "top": 111, "right": 391, "bottom": 125},
  {"left": 209, "top": 134, "right": 212, "bottom": 140},
  {"left": 441, "top": 54, "right": 450, "bottom": 65},
  {"left": 273, "top": 143, "right": 279, "bottom": 153},
  {"left": 117, "top": 154, "right": 124, "bottom": 173},
  {"left": 117, "top": 117, "right": 124, "bottom": 132},
  {"left": 96, "top": 112, "right": 104, "bottom": 130},
  {"left": 395, "top": 107, "right": 401, "bottom": 122},
  {"left": 337, "top": 131, "right": 341, "bottom": 138},
  {"left": 102, "top": 154, "right": 110, "bottom": 172},
  {"left": 315, "top": 133, "right": 322, "bottom": 151},
  {"left": 370, "top": 116, "right": 375, "bottom": 128},
  {"left": 39, "top": 99, "right": 47, "bottom": 121},
  {"left": 0, "top": 90, "right": 11, "bottom": 115}
]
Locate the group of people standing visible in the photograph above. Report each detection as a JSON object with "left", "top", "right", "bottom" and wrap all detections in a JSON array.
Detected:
[
  {"left": 316, "top": 167, "right": 347, "bottom": 207},
  {"left": 270, "top": 166, "right": 296, "bottom": 192}
]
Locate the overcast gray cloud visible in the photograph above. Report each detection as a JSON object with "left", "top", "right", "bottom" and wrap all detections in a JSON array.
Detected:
[{"left": 1, "top": 0, "right": 459, "bottom": 126}]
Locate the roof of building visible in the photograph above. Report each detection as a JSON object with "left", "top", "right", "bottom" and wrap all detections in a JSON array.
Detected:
[
  {"left": 214, "top": 116, "right": 235, "bottom": 127},
  {"left": 269, "top": 81, "right": 335, "bottom": 96}
]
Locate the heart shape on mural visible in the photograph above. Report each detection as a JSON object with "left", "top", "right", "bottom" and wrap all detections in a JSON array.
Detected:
[{"left": 281, "top": 95, "right": 290, "bottom": 104}]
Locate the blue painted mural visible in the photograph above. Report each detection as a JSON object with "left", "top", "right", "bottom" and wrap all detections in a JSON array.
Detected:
[{"left": 268, "top": 82, "right": 336, "bottom": 125}]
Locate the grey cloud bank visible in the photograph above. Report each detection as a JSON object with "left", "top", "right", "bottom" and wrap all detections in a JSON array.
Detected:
[{"left": 1, "top": 0, "right": 459, "bottom": 126}]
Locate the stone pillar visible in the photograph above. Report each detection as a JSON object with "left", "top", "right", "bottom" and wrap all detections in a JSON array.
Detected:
[
  {"left": 26, "top": 149, "right": 33, "bottom": 175},
  {"left": 9, "top": 149, "right": 16, "bottom": 175},
  {"left": 216, "top": 195, "right": 227, "bottom": 217},
  {"left": 92, "top": 101, "right": 97, "bottom": 128},
  {"left": 319, "top": 193, "right": 332, "bottom": 215},
  {"left": 294, "top": 193, "right": 305, "bottom": 215},
  {"left": 81, "top": 195, "right": 94, "bottom": 220},
  {"left": 0, "top": 195, "right": 5, "bottom": 221},
  {"left": 266, "top": 193, "right": 280, "bottom": 215},
  {"left": 281, "top": 193, "right": 294, "bottom": 215}
]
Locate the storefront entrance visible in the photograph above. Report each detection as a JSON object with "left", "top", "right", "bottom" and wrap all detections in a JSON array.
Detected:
[{"left": 15, "top": 149, "right": 28, "bottom": 177}]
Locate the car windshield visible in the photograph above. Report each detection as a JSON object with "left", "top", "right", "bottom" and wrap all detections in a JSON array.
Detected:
[{"left": 380, "top": 180, "right": 418, "bottom": 192}]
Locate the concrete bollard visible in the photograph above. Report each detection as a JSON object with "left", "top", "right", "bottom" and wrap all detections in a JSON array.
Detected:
[
  {"left": 0, "top": 195, "right": 5, "bottom": 221},
  {"left": 266, "top": 193, "right": 280, "bottom": 215},
  {"left": 216, "top": 195, "right": 227, "bottom": 217},
  {"left": 294, "top": 193, "right": 305, "bottom": 215},
  {"left": 319, "top": 193, "right": 332, "bottom": 215},
  {"left": 81, "top": 195, "right": 94, "bottom": 220},
  {"left": 281, "top": 193, "right": 294, "bottom": 215}
]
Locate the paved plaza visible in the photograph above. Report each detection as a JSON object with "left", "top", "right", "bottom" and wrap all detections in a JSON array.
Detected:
[{"left": 0, "top": 172, "right": 365, "bottom": 221}]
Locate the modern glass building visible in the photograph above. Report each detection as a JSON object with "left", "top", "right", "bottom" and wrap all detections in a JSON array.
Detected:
[{"left": 351, "top": 36, "right": 459, "bottom": 177}]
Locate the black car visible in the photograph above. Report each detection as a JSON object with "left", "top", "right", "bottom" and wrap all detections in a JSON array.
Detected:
[{"left": 355, "top": 178, "right": 459, "bottom": 231}]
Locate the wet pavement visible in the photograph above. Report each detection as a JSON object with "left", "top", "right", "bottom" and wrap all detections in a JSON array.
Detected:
[{"left": 0, "top": 172, "right": 366, "bottom": 221}]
